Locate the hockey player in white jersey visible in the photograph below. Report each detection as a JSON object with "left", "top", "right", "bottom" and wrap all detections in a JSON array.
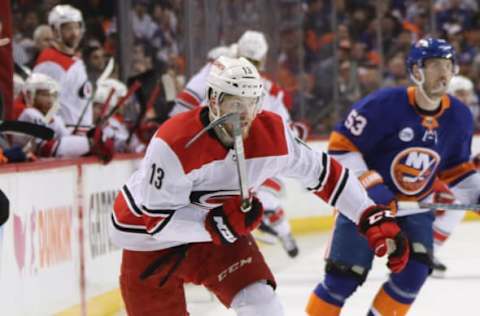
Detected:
[
  {"left": 110, "top": 56, "right": 409, "bottom": 315},
  {"left": 14, "top": 73, "right": 113, "bottom": 161},
  {"left": 237, "top": 30, "right": 303, "bottom": 257},
  {"left": 92, "top": 78, "right": 145, "bottom": 153},
  {"left": 169, "top": 44, "right": 237, "bottom": 116},
  {"left": 33, "top": 4, "right": 93, "bottom": 133},
  {"left": 431, "top": 75, "right": 480, "bottom": 277}
]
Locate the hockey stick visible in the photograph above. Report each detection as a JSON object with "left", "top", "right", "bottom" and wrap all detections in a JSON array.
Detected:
[
  {"left": 125, "top": 80, "right": 154, "bottom": 145},
  {"left": 185, "top": 112, "right": 251, "bottom": 212},
  {"left": 398, "top": 201, "right": 480, "bottom": 211},
  {"left": 0, "top": 121, "right": 54, "bottom": 140},
  {"left": 92, "top": 87, "right": 116, "bottom": 142},
  {"left": 72, "top": 57, "right": 115, "bottom": 134},
  {"left": 91, "top": 80, "right": 141, "bottom": 144},
  {"left": 104, "top": 80, "right": 141, "bottom": 124},
  {"left": 231, "top": 112, "right": 251, "bottom": 212}
]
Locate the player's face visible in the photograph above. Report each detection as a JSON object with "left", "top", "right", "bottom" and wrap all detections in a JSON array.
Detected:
[
  {"left": 218, "top": 95, "right": 259, "bottom": 138},
  {"left": 59, "top": 22, "right": 82, "bottom": 50},
  {"left": 422, "top": 58, "right": 455, "bottom": 99},
  {"left": 34, "top": 89, "right": 57, "bottom": 115},
  {"left": 37, "top": 29, "right": 54, "bottom": 51}
]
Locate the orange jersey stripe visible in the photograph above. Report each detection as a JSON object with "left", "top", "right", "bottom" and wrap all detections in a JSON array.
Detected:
[
  {"left": 328, "top": 131, "right": 359, "bottom": 153},
  {"left": 358, "top": 170, "right": 384, "bottom": 189},
  {"left": 372, "top": 288, "right": 411, "bottom": 316},
  {"left": 395, "top": 164, "right": 423, "bottom": 176},
  {"left": 407, "top": 87, "right": 451, "bottom": 117}
]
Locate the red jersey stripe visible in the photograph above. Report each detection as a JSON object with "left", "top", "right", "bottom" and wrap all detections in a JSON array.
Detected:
[{"left": 35, "top": 47, "right": 75, "bottom": 71}]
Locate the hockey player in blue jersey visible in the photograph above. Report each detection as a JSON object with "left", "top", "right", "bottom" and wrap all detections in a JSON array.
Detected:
[{"left": 307, "top": 37, "right": 480, "bottom": 315}]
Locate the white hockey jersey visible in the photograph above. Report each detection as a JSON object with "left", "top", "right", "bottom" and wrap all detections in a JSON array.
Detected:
[
  {"left": 15, "top": 107, "right": 90, "bottom": 157},
  {"left": 170, "top": 62, "right": 212, "bottom": 116},
  {"left": 260, "top": 76, "right": 291, "bottom": 122},
  {"left": 33, "top": 48, "right": 93, "bottom": 131},
  {"left": 102, "top": 115, "right": 145, "bottom": 153},
  {"left": 110, "top": 107, "right": 374, "bottom": 251}
]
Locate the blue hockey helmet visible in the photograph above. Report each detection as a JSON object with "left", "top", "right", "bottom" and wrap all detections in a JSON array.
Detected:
[{"left": 406, "top": 38, "right": 457, "bottom": 74}]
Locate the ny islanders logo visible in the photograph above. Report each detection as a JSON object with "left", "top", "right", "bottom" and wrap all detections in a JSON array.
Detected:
[{"left": 390, "top": 147, "right": 440, "bottom": 195}]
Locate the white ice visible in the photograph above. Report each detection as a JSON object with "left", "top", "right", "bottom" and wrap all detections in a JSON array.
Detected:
[{"left": 185, "top": 221, "right": 480, "bottom": 316}]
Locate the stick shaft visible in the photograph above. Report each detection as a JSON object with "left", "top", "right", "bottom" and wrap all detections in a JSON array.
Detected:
[
  {"left": 398, "top": 201, "right": 480, "bottom": 211},
  {"left": 231, "top": 113, "right": 250, "bottom": 212}
]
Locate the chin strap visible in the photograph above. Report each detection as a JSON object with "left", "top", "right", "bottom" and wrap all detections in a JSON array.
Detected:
[{"left": 409, "top": 69, "right": 442, "bottom": 106}]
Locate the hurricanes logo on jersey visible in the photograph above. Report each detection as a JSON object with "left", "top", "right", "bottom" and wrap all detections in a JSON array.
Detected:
[
  {"left": 390, "top": 147, "right": 440, "bottom": 195},
  {"left": 190, "top": 190, "right": 239, "bottom": 209}
]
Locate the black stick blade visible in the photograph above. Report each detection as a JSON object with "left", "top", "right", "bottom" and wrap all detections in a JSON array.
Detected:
[{"left": 0, "top": 121, "right": 54, "bottom": 140}]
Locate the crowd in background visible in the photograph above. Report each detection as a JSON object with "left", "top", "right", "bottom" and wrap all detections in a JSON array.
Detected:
[
  {"left": 5, "top": 0, "right": 480, "bottom": 165},
  {"left": 286, "top": 0, "right": 480, "bottom": 132}
]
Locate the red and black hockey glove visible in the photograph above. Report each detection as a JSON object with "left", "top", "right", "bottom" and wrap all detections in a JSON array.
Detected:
[
  {"left": 359, "top": 205, "right": 410, "bottom": 273},
  {"left": 205, "top": 195, "right": 264, "bottom": 245},
  {"left": 89, "top": 127, "right": 115, "bottom": 163}
]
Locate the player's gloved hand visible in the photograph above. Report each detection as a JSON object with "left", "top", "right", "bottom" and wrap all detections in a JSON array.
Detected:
[
  {"left": 359, "top": 205, "right": 410, "bottom": 273},
  {"left": 359, "top": 171, "right": 398, "bottom": 214},
  {"left": 89, "top": 127, "right": 115, "bottom": 163},
  {"left": 205, "top": 195, "right": 264, "bottom": 245},
  {"left": 432, "top": 178, "right": 455, "bottom": 216}
]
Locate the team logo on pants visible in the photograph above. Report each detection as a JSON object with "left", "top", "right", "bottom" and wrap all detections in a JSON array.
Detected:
[
  {"left": 218, "top": 256, "right": 253, "bottom": 282},
  {"left": 390, "top": 147, "right": 440, "bottom": 195}
]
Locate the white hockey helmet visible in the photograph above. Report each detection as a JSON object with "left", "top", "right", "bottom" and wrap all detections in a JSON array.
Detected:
[
  {"left": 237, "top": 30, "right": 268, "bottom": 64},
  {"left": 447, "top": 75, "right": 474, "bottom": 94},
  {"left": 23, "top": 73, "right": 59, "bottom": 107},
  {"left": 94, "top": 79, "right": 128, "bottom": 109},
  {"left": 13, "top": 74, "right": 25, "bottom": 99},
  {"left": 206, "top": 56, "right": 263, "bottom": 120},
  {"left": 48, "top": 5, "right": 84, "bottom": 31}
]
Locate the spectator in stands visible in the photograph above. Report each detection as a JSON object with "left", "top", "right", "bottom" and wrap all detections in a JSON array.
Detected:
[
  {"left": 151, "top": 3, "right": 179, "bottom": 69},
  {"left": 383, "top": 52, "right": 409, "bottom": 87},
  {"left": 83, "top": 42, "right": 107, "bottom": 83},
  {"left": 131, "top": 0, "right": 157, "bottom": 41},
  {"left": 387, "top": 30, "right": 414, "bottom": 58},
  {"left": 312, "top": 39, "right": 352, "bottom": 105},
  {"left": 436, "top": 0, "right": 476, "bottom": 32},
  {"left": 404, "top": 3, "right": 430, "bottom": 39},
  {"left": 33, "top": 25, "right": 54, "bottom": 53},
  {"left": 28, "top": 25, "right": 54, "bottom": 68},
  {"left": 130, "top": 40, "right": 153, "bottom": 76},
  {"left": 357, "top": 63, "right": 381, "bottom": 96}
]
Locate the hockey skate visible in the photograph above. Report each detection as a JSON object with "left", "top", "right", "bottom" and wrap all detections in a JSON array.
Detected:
[
  {"left": 431, "top": 256, "right": 447, "bottom": 278},
  {"left": 257, "top": 211, "right": 299, "bottom": 258},
  {"left": 278, "top": 232, "right": 299, "bottom": 258}
]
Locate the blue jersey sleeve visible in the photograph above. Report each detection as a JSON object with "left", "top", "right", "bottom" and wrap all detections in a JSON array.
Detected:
[
  {"left": 444, "top": 103, "right": 474, "bottom": 169},
  {"left": 438, "top": 103, "right": 476, "bottom": 185},
  {"left": 334, "top": 89, "right": 397, "bottom": 154}
]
